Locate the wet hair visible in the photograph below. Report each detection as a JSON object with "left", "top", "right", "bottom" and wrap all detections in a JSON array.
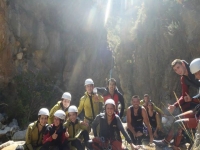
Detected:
[
  {"left": 144, "top": 94, "right": 149, "bottom": 97},
  {"left": 132, "top": 95, "right": 140, "bottom": 100},
  {"left": 171, "top": 59, "right": 182, "bottom": 67},
  {"left": 107, "top": 78, "right": 117, "bottom": 86}
]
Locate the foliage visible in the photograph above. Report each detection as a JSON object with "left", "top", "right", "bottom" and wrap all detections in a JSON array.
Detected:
[{"left": 5, "top": 72, "right": 62, "bottom": 128}]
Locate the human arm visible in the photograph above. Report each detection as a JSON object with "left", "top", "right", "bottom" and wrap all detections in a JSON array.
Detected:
[
  {"left": 42, "top": 126, "right": 54, "bottom": 144},
  {"left": 95, "top": 87, "right": 107, "bottom": 95},
  {"left": 25, "top": 125, "right": 34, "bottom": 150},
  {"left": 155, "top": 112, "right": 161, "bottom": 131},
  {"left": 174, "top": 76, "right": 189, "bottom": 107},
  {"left": 91, "top": 115, "right": 101, "bottom": 137},
  {"left": 142, "top": 107, "right": 153, "bottom": 143},
  {"left": 126, "top": 107, "right": 136, "bottom": 137},
  {"left": 116, "top": 117, "right": 140, "bottom": 150},
  {"left": 152, "top": 103, "right": 164, "bottom": 115},
  {"left": 78, "top": 97, "right": 84, "bottom": 115}
]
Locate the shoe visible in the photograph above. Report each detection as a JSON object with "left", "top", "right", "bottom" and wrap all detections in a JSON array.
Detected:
[{"left": 153, "top": 139, "right": 168, "bottom": 147}]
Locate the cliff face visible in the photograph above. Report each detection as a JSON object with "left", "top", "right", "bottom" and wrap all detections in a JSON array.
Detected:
[
  {"left": 108, "top": 0, "right": 200, "bottom": 109},
  {"left": 0, "top": 0, "right": 112, "bottom": 124},
  {"left": 0, "top": 0, "right": 200, "bottom": 124}
]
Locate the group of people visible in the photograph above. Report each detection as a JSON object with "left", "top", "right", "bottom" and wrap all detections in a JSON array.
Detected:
[{"left": 17, "top": 58, "right": 200, "bottom": 150}]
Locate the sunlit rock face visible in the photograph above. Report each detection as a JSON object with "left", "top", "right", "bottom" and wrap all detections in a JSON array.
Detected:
[
  {"left": 0, "top": 0, "right": 112, "bottom": 118},
  {"left": 108, "top": 0, "right": 200, "bottom": 109}
]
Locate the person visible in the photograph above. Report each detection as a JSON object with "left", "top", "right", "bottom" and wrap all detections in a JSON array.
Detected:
[
  {"left": 63, "top": 105, "right": 90, "bottom": 150},
  {"left": 95, "top": 78, "right": 125, "bottom": 118},
  {"left": 168, "top": 59, "right": 200, "bottom": 114},
  {"left": 140, "top": 94, "right": 164, "bottom": 116},
  {"left": 147, "top": 102, "right": 161, "bottom": 139},
  {"left": 127, "top": 95, "right": 153, "bottom": 145},
  {"left": 41, "top": 110, "right": 69, "bottom": 150},
  {"left": 48, "top": 92, "right": 71, "bottom": 124},
  {"left": 91, "top": 99, "right": 141, "bottom": 150},
  {"left": 78, "top": 78, "right": 104, "bottom": 126},
  {"left": 22, "top": 108, "right": 49, "bottom": 150},
  {"left": 153, "top": 59, "right": 200, "bottom": 148}
]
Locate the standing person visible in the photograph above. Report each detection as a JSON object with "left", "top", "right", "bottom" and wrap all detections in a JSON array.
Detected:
[
  {"left": 96, "top": 78, "right": 125, "bottom": 118},
  {"left": 48, "top": 92, "right": 71, "bottom": 124},
  {"left": 127, "top": 95, "right": 153, "bottom": 145},
  {"left": 78, "top": 78, "right": 104, "bottom": 126},
  {"left": 64, "top": 105, "right": 90, "bottom": 150},
  {"left": 22, "top": 108, "right": 49, "bottom": 150},
  {"left": 91, "top": 99, "right": 141, "bottom": 150},
  {"left": 41, "top": 110, "right": 69, "bottom": 150},
  {"left": 147, "top": 102, "right": 161, "bottom": 139},
  {"left": 140, "top": 94, "right": 164, "bottom": 116}
]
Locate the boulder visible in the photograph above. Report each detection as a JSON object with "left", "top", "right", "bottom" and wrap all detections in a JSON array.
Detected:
[{"left": 12, "top": 130, "right": 26, "bottom": 141}]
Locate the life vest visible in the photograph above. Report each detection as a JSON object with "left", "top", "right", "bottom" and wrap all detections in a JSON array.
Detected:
[
  {"left": 130, "top": 106, "right": 144, "bottom": 129},
  {"left": 99, "top": 114, "right": 122, "bottom": 142}
]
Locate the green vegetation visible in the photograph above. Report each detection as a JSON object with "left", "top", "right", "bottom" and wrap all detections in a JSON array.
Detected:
[{"left": 3, "top": 72, "right": 62, "bottom": 128}]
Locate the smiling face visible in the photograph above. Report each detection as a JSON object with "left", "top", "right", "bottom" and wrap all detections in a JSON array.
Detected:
[
  {"left": 108, "top": 81, "right": 116, "bottom": 93},
  {"left": 62, "top": 99, "right": 70, "bottom": 108},
  {"left": 194, "top": 70, "right": 200, "bottom": 80},
  {"left": 38, "top": 115, "right": 48, "bottom": 126},
  {"left": 147, "top": 102, "right": 153, "bottom": 111},
  {"left": 132, "top": 97, "right": 140, "bottom": 109},
  {"left": 53, "top": 116, "right": 61, "bottom": 127},
  {"left": 85, "top": 84, "right": 94, "bottom": 94},
  {"left": 173, "top": 63, "right": 186, "bottom": 76},
  {"left": 68, "top": 112, "right": 77, "bottom": 123},
  {"left": 105, "top": 104, "right": 115, "bottom": 117}
]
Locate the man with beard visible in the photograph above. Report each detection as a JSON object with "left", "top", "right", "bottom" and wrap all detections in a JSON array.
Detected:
[{"left": 127, "top": 95, "right": 153, "bottom": 145}]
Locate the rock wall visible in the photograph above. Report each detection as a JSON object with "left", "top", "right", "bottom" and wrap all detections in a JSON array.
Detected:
[
  {"left": 0, "top": 0, "right": 112, "bottom": 125},
  {"left": 108, "top": 0, "right": 200, "bottom": 109}
]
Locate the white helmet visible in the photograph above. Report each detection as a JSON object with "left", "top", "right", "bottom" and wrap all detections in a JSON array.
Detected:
[
  {"left": 105, "top": 99, "right": 115, "bottom": 106},
  {"left": 190, "top": 58, "right": 200, "bottom": 74},
  {"left": 38, "top": 108, "right": 49, "bottom": 116},
  {"left": 85, "top": 78, "right": 94, "bottom": 86},
  {"left": 61, "top": 92, "right": 71, "bottom": 100},
  {"left": 68, "top": 105, "right": 78, "bottom": 113},
  {"left": 54, "top": 110, "right": 66, "bottom": 120}
]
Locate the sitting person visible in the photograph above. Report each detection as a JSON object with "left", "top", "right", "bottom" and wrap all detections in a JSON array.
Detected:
[
  {"left": 63, "top": 105, "right": 90, "bottom": 150},
  {"left": 140, "top": 94, "right": 164, "bottom": 116},
  {"left": 22, "top": 108, "right": 49, "bottom": 150},
  {"left": 147, "top": 102, "right": 162, "bottom": 138},
  {"left": 48, "top": 92, "right": 71, "bottom": 124},
  {"left": 41, "top": 110, "right": 69, "bottom": 150},
  {"left": 91, "top": 99, "right": 140, "bottom": 150},
  {"left": 127, "top": 95, "right": 153, "bottom": 145}
]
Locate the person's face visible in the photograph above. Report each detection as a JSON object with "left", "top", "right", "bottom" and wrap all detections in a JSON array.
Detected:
[
  {"left": 62, "top": 99, "right": 70, "bottom": 108},
  {"left": 148, "top": 103, "right": 153, "bottom": 110},
  {"left": 173, "top": 63, "right": 186, "bottom": 75},
  {"left": 68, "top": 112, "right": 77, "bottom": 123},
  {"left": 194, "top": 70, "right": 200, "bottom": 80},
  {"left": 144, "top": 96, "right": 149, "bottom": 103},
  {"left": 85, "top": 84, "right": 94, "bottom": 94},
  {"left": 38, "top": 115, "right": 48, "bottom": 126},
  {"left": 106, "top": 104, "right": 115, "bottom": 117},
  {"left": 108, "top": 81, "right": 116, "bottom": 93},
  {"left": 132, "top": 98, "right": 140, "bottom": 109},
  {"left": 53, "top": 116, "right": 61, "bottom": 126}
]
